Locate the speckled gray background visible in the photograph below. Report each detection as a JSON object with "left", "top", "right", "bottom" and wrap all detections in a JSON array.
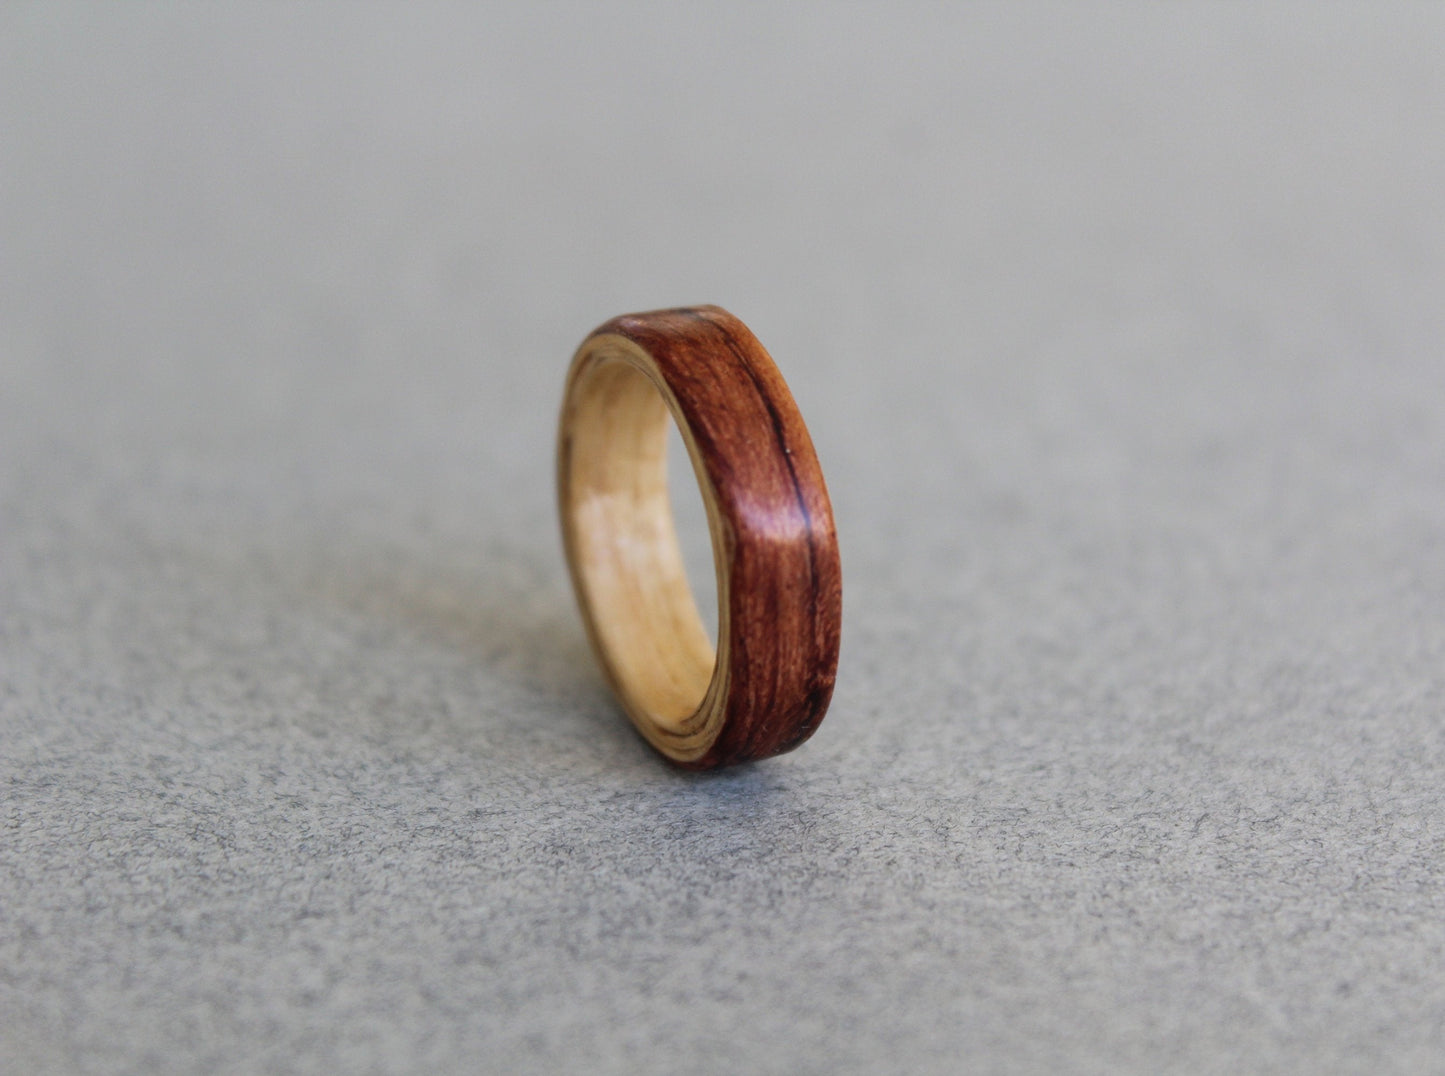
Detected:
[{"left": 3, "top": 4, "right": 1444, "bottom": 1073}]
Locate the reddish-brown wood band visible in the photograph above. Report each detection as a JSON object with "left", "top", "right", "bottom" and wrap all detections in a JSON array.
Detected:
[{"left": 558, "top": 306, "right": 842, "bottom": 769}]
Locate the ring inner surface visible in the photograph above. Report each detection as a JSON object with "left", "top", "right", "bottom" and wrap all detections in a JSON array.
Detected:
[{"left": 568, "top": 356, "right": 717, "bottom": 729}]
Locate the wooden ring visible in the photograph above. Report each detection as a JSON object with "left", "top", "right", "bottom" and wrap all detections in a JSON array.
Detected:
[{"left": 557, "top": 306, "right": 842, "bottom": 769}]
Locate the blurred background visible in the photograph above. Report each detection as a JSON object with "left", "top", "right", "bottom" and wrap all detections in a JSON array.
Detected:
[{"left": 3, "top": 5, "right": 1443, "bottom": 1073}]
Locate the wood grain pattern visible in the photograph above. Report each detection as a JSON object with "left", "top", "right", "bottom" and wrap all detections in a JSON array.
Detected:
[{"left": 557, "top": 306, "right": 842, "bottom": 769}]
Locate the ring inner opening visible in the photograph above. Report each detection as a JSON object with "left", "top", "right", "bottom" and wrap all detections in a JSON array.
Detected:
[{"left": 568, "top": 357, "right": 718, "bottom": 729}]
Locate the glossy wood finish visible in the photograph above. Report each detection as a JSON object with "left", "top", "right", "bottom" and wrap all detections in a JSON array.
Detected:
[{"left": 557, "top": 306, "right": 842, "bottom": 769}]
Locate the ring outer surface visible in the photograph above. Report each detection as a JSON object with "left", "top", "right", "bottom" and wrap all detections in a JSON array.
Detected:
[{"left": 558, "top": 305, "right": 842, "bottom": 769}]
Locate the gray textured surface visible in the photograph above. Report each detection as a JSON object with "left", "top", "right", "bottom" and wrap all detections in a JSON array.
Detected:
[{"left": 3, "top": 4, "right": 1445, "bottom": 1073}]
